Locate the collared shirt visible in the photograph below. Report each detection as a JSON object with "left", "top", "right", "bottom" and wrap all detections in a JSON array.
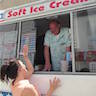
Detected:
[{"left": 44, "top": 28, "right": 71, "bottom": 71}]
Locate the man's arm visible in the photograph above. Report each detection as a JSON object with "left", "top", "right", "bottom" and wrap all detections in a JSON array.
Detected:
[
  {"left": 23, "top": 45, "right": 34, "bottom": 79},
  {"left": 44, "top": 45, "right": 51, "bottom": 71}
]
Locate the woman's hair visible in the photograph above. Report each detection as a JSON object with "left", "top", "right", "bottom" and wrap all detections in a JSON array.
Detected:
[{"left": 0, "top": 60, "right": 19, "bottom": 82}]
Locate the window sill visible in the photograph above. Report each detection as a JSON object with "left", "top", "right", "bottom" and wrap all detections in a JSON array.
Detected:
[{"left": 34, "top": 71, "right": 96, "bottom": 75}]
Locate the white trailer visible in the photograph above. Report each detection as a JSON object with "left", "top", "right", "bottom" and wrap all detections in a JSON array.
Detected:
[{"left": 0, "top": 0, "right": 96, "bottom": 96}]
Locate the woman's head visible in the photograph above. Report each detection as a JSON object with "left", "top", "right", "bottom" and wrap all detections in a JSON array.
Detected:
[{"left": 0, "top": 59, "right": 27, "bottom": 82}]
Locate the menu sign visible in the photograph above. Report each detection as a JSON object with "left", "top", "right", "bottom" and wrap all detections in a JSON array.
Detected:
[{"left": 20, "top": 32, "right": 36, "bottom": 53}]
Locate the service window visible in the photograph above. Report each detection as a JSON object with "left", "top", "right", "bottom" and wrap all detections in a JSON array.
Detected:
[
  {"left": 73, "top": 7, "right": 96, "bottom": 72},
  {"left": 0, "top": 23, "right": 19, "bottom": 65},
  {"left": 20, "top": 13, "right": 73, "bottom": 72}
]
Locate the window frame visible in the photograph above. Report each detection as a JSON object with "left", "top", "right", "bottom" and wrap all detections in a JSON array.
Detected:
[
  {"left": 72, "top": 6, "right": 96, "bottom": 73},
  {"left": 0, "top": 23, "right": 19, "bottom": 65}
]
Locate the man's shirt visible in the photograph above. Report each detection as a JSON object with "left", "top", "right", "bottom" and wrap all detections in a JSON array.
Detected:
[{"left": 44, "top": 28, "right": 71, "bottom": 71}]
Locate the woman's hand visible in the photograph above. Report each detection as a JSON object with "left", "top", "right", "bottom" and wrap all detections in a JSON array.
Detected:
[
  {"left": 49, "top": 77, "right": 60, "bottom": 92},
  {"left": 23, "top": 45, "right": 29, "bottom": 57},
  {"left": 47, "top": 77, "right": 60, "bottom": 96}
]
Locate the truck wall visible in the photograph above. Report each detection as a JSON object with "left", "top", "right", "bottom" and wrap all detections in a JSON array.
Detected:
[
  {"left": 0, "top": 0, "right": 40, "bottom": 10},
  {"left": 0, "top": 74, "right": 96, "bottom": 96}
]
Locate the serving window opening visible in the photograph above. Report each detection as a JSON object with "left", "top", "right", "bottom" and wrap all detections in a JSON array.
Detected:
[{"left": 19, "top": 13, "right": 72, "bottom": 72}]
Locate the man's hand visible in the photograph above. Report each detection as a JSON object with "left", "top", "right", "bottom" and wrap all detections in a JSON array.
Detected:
[
  {"left": 23, "top": 45, "right": 28, "bottom": 57},
  {"left": 44, "top": 63, "right": 51, "bottom": 71}
]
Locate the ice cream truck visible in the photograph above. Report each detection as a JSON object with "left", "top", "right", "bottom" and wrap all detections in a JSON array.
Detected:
[{"left": 1, "top": 0, "right": 96, "bottom": 96}]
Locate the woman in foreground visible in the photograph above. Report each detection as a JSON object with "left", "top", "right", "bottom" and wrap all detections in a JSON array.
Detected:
[{"left": 0, "top": 45, "right": 60, "bottom": 96}]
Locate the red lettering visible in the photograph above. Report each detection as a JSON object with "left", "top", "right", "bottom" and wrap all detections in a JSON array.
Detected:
[
  {"left": 30, "top": 6, "right": 33, "bottom": 13},
  {"left": 7, "top": 8, "right": 26, "bottom": 18},
  {"left": 63, "top": 0, "right": 69, "bottom": 6},
  {"left": 56, "top": 1, "right": 62, "bottom": 7},
  {"left": 80, "top": 0, "right": 88, "bottom": 2},
  {"left": 8, "top": 10, "right": 12, "bottom": 17},
  {"left": 30, "top": 6, "right": 44, "bottom": 13},
  {"left": 23, "top": 8, "right": 26, "bottom": 14},
  {"left": 7, "top": 0, "right": 88, "bottom": 19},
  {"left": 19, "top": 9, "right": 22, "bottom": 15},
  {"left": 39, "top": 6, "right": 44, "bottom": 11},
  {"left": 13, "top": 12, "right": 18, "bottom": 16},
  {"left": 34, "top": 7, "right": 38, "bottom": 12},
  {"left": 50, "top": 2, "right": 56, "bottom": 8},
  {"left": 71, "top": 0, "right": 79, "bottom": 4}
]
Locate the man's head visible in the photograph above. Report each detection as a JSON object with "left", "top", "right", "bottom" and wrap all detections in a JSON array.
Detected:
[
  {"left": 49, "top": 19, "right": 61, "bottom": 35},
  {"left": 0, "top": 59, "right": 27, "bottom": 81}
]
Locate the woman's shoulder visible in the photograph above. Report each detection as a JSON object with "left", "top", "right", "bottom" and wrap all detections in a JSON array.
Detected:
[
  {"left": 11, "top": 80, "right": 30, "bottom": 88},
  {"left": 21, "top": 84, "right": 38, "bottom": 96},
  {"left": 19, "top": 79, "right": 30, "bottom": 83}
]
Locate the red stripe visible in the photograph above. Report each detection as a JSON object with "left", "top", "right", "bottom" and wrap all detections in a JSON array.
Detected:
[{"left": 0, "top": 20, "right": 5, "bottom": 22}]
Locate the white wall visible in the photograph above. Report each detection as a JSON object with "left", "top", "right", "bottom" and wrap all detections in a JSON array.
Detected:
[
  {"left": 0, "top": 74, "right": 96, "bottom": 96},
  {"left": 30, "top": 74, "right": 96, "bottom": 96}
]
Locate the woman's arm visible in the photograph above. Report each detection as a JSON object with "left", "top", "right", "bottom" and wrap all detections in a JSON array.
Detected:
[{"left": 23, "top": 45, "right": 34, "bottom": 79}]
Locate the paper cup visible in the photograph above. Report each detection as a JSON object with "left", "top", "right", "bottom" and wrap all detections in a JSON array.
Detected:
[{"left": 60, "top": 60, "right": 68, "bottom": 72}]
